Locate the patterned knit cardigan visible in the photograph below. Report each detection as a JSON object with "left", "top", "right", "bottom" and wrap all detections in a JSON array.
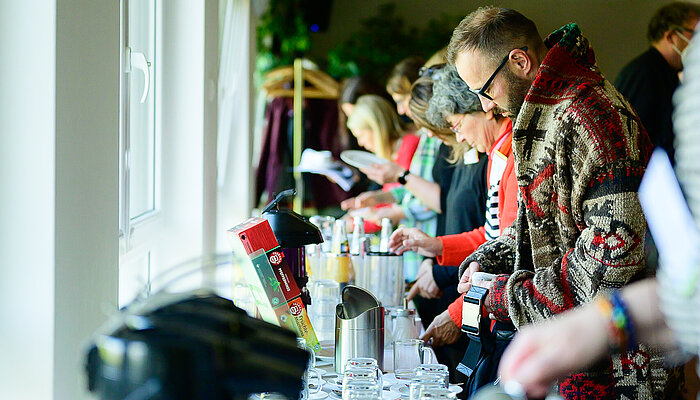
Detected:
[{"left": 458, "top": 24, "right": 679, "bottom": 399}]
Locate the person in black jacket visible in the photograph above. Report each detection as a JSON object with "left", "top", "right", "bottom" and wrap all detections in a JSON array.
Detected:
[{"left": 615, "top": 2, "right": 699, "bottom": 164}]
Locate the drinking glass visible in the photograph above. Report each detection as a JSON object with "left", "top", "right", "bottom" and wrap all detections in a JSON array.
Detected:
[
  {"left": 342, "top": 367, "right": 382, "bottom": 391},
  {"left": 297, "top": 337, "right": 322, "bottom": 399},
  {"left": 345, "top": 357, "right": 379, "bottom": 370},
  {"left": 415, "top": 365, "right": 449, "bottom": 387},
  {"left": 342, "top": 379, "right": 382, "bottom": 400},
  {"left": 414, "top": 371, "right": 448, "bottom": 389},
  {"left": 409, "top": 381, "right": 445, "bottom": 400},
  {"left": 308, "top": 280, "right": 340, "bottom": 342},
  {"left": 418, "top": 388, "right": 456, "bottom": 400},
  {"left": 393, "top": 339, "right": 437, "bottom": 381},
  {"left": 232, "top": 282, "right": 257, "bottom": 316},
  {"left": 310, "top": 216, "right": 335, "bottom": 252},
  {"left": 344, "top": 359, "right": 382, "bottom": 389}
]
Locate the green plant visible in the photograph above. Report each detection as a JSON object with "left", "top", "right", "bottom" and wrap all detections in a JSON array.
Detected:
[
  {"left": 256, "top": 0, "right": 311, "bottom": 75},
  {"left": 255, "top": 1, "right": 459, "bottom": 84},
  {"left": 326, "top": 4, "right": 458, "bottom": 82}
]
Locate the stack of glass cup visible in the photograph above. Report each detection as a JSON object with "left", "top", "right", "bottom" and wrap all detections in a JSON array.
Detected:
[
  {"left": 342, "top": 358, "right": 383, "bottom": 400},
  {"left": 307, "top": 279, "right": 340, "bottom": 342},
  {"left": 408, "top": 365, "right": 450, "bottom": 400}
]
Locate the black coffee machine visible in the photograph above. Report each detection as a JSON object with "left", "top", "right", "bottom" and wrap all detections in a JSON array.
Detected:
[
  {"left": 85, "top": 290, "right": 309, "bottom": 400},
  {"left": 261, "top": 189, "right": 323, "bottom": 306}
]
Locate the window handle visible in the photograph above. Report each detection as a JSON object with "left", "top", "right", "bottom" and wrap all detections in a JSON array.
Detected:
[{"left": 130, "top": 50, "right": 151, "bottom": 103}]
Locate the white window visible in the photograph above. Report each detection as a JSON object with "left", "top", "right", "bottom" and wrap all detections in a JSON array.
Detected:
[
  {"left": 119, "top": 0, "right": 158, "bottom": 305},
  {"left": 120, "top": 0, "right": 157, "bottom": 234}
]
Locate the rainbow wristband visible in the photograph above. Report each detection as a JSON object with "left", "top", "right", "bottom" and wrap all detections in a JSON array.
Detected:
[
  {"left": 595, "top": 290, "right": 636, "bottom": 353},
  {"left": 609, "top": 290, "right": 637, "bottom": 351}
]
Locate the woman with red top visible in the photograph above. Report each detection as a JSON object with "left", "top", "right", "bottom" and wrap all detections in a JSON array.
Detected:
[{"left": 388, "top": 64, "right": 518, "bottom": 344}]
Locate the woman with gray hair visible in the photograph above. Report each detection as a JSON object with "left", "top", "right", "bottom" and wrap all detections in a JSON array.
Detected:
[{"left": 389, "top": 65, "right": 518, "bottom": 393}]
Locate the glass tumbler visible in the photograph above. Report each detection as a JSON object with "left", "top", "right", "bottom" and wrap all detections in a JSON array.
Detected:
[
  {"left": 342, "top": 367, "right": 382, "bottom": 391},
  {"left": 393, "top": 339, "right": 437, "bottom": 381},
  {"left": 415, "top": 365, "right": 449, "bottom": 387},
  {"left": 342, "top": 379, "right": 382, "bottom": 400}
]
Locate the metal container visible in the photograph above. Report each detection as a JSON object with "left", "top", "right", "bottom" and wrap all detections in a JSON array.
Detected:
[
  {"left": 389, "top": 307, "right": 418, "bottom": 341},
  {"left": 335, "top": 285, "right": 384, "bottom": 373},
  {"left": 362, "top": 252, "right": 404, "bottom": 307}
]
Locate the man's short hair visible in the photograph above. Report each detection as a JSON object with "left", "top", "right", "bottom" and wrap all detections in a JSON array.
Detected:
[
  {"left": 447, "top": 6, "right": 541, "bottom": 66},
  {"left": 647, "top": 2, "right": 700, "bottom": 43}
]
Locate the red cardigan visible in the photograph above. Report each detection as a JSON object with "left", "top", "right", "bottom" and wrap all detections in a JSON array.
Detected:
[{"left": 439, "top": 120, "right": 518, "bottom": 326}]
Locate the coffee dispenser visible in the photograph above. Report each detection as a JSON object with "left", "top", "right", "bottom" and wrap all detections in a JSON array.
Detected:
[{"left": 261, "top": 189, "right": 323, "bottom": 306}]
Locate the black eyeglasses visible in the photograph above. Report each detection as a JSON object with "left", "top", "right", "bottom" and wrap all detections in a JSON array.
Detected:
[{"left": 470, "top": 46, "right": 528, "bottom": 101}]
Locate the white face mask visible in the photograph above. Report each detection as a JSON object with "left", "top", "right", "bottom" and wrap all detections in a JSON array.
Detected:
[{"left": 673, "top": 29, "right": 692, "bottom": 67}]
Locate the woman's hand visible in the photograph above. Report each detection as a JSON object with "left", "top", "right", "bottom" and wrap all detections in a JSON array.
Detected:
[
  {"left": 389, "top": 227, "right": 443, "bottom": 257},
  {"left": 457, "top": 262, "right": 483, "bottom": 293},
  {"left": 407, "top": 259, "right": 442, "bottom": 300},
  {"left": 367, "top": 206, "right": 404, "bottom": 226},
  {"left": 340, "top": 190, "right": 393, "bottom": 210},
  {"left": 498, "top": 304, "right": 609, "bottom": 398},
  {"left": 421, "top": 309, "right": 462, "bottom": 347},
  {"left": 360, "top": 162, "right": 404, "bottom": 185}
]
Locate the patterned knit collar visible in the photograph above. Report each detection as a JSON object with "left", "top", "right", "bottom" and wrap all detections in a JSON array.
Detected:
[{"left": 525, "top": 23, "right": 604, "bottom": 105}]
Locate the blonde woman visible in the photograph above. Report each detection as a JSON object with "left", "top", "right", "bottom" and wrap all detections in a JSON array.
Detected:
[
  {"left": 346, "top": 94, "right": 409, "bottom": 162},
  {"left": 345, "top": 94, "right": 440, "bottom": 281}
]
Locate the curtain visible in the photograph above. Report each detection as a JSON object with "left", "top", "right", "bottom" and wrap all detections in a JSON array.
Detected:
[{"left": 217, "top": 0, "right": 250, "bottom": 188}]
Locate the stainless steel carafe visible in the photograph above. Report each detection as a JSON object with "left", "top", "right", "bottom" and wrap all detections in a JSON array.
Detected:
[{"left": 335, "top": 285, "right": 384, "bottom": 373}]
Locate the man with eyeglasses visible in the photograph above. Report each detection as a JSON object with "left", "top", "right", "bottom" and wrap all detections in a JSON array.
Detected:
[
  {"left": 447, "top": 6, "right": 682, "bottom": 399},
  {"left": 615, "top": 2, "right": 700, "bottom": 166}
]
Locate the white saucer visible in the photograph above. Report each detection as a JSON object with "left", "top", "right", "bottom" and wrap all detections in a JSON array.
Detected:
[
  {"left": 328, "top": 391, "right": 341, "bottom": 400},
  {"left": 382, "top": 390, "right": 401, "bottom": 400},
  {"left": 382, "top": 372, "right": 398, "bottom": 388},
  {"left": 340, "top": 150, "right": 388, "bottom": 169},
  {"left": 308, "top": 391, "right": 329, "bottom": 400},
  {"left": 324, "top": 377, "right": 342, "bottom": 393},
  {"left": 389, "top": 384, "right": 463, "bottom": 396}
]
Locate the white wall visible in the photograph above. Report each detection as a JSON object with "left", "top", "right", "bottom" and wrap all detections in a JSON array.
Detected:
[
  {"left": 0, "top": 0, "right": 119, "bottom": 399},
  {"left": 204, "top": 0, "right": 219, "bottom": 264},
  {"left": 0, "top": 1, "right": 57, "bottom": 399},
  {"left": 0, "top": 0, "right": 232, "bottom": 396},
  {"left": 308, "top": 0, "right": 678, "bottom": 80},
  {"left": 54, "top": 0, "right": 120, "bottom": 398}
]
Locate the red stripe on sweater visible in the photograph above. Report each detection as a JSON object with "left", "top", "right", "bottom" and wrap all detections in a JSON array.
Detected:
[
  {"left": 519, "top": 164, "right": 555, "bottom": 218},
  {"left": 560, "top": 249, "right": 575, "bottom": 309},
  {"left": 522, "top": 279, "right": 567, "bottom": 314}
]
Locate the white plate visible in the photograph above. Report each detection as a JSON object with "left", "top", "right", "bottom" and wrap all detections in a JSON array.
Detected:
[
  {"left": 382, "top": 372, "right": 399, "bottom": 387},
  {"left": 309, "top": 391, "right": 329, "bottom": 400},
  {"left": 340, "top": 150, "right": 388, "bottom": 169},
  {"left": 324, "top": 377, "right": 343, "bottom": 392},
  {"left": 382, "top": 390, "right": 401, "bottom": 400}
]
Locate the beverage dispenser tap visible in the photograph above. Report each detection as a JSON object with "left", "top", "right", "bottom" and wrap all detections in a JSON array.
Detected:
[{"left": 261, "top": 189, "right": 323, "bottom": 306}]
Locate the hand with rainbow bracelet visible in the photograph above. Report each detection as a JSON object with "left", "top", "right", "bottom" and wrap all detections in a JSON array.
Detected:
[{"left": 497, "top": 279, "right": 675, "bottom": 399}]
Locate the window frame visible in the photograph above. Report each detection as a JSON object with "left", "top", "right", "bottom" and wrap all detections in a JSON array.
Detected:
[{"left": 119, "top": 0, "right": 161, "bottom": 252}]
